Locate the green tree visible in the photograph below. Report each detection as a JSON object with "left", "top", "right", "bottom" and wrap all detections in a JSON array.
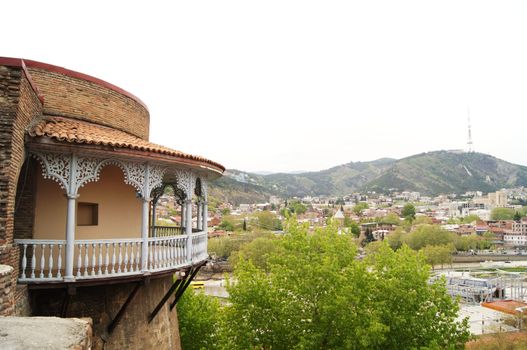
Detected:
[
  {"left": 491, "top": 207, "right": 516, "bottom": 220},
  {"left": 463, "top": 214, "right": 481, "bottom": 224},
  {"left": 381, "top": 212, "right": 401, "bottom": 225},
  {"left": 422, "top": 244, "right": 454, "bottom": 269},
  {"left": 218, "top": 218, "right": 235, "bottom": 231},
  {"left": 255, "top": 211, "right": 282, "bottom": 231},
  {"left": 402, "top": 203, "right": 416, "bottom": 221},
  {"left": 352, "top": 202, "right": 369, "bottom": 216},
  {"left": 221, "top": 221, "right": 470, "bottom": 349},
  {"left": 221, "top": 208, "right": 231, "bottom": 216},
  {"left": 229, "top": 235, "right": 280, "bottom": 272},
  {"left": 386, "top": 227, "right": 405, "bottom": 250},
  {"left": 349, "top": 221, "right": 361, "bottom": 237},
  {"left": 289, "top": 201, "right": 307, "bottom": 215},
  {"left": 514, "top": 211, "right": 522, "bottom": 222},
  {"left": 177, "top": 289, "right": 221, "bottom": 350},
  {"left": 402, "top": 224, "right": 455, "bottom": 250},
  {"left": 413, "top": 215, "right": 433, "bottom": 225}
]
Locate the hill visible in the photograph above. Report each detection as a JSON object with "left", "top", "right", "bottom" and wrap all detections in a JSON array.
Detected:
[
  {"left": 208, "top": 151, "right": 527, "bottom": 202},
  {"left": 363, "top": 151, "right": 527, "bottom": 195}
]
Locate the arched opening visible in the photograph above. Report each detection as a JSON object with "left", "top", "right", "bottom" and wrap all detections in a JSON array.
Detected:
[{"left": 150, "top": 183, "right": 186, "bottom": 237}]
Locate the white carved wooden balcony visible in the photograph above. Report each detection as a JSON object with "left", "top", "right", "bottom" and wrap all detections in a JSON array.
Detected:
[{"left": 15, "top": 231, "right": 208, "bottom": 283}]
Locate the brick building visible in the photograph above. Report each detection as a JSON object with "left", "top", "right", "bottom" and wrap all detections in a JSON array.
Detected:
[{"left": 0, "top": 57, "right": 224, "bottom": 349}]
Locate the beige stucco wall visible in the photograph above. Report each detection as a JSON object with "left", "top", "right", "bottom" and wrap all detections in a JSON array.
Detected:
[{"left": 34, "top": 165, "right": 142, "bottom": 240}]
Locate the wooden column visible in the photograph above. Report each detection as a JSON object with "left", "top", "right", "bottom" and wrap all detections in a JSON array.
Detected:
[
  {"left": 203, "top": 201, "right": 208, "bottom": 233},
  {"left": 196, "top": 200, "right": 202, "bottom": 230},
  {"left": 185, "top": 199, "right": 193, "bottom": 262},
  {"left": 141, "top": 198, "right": 150, "bottom": 271},
  {"left": 65, "top": 154, "right": 78, "bottom": 282}
]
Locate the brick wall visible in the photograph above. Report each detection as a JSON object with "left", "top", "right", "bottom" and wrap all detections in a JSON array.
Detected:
[
  {"left": 28, "top": 68, "right": 150, "bottom": 140},
  {"left": 14, "top": 159, "right": 37, "bottom": 240},
  {"left": 0, "top": 65, "right": 43, "bottom": 316},
  {"left": 32, "top": 276, "right": 182, "bottom": 350}
]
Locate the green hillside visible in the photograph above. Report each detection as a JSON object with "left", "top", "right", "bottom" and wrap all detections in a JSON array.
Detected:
[{"left": 209, "top": 151, "right": 527, "bottom": 202}]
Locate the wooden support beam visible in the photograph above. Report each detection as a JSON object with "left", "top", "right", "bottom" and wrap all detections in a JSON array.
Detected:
[
  {"left": 107, "top": 282, "right": 142, "bottom": 334},
  {"left": 169, "top": 262, "right": 206, "bottom": 311},
  {"left": 148, "top": 278, "right": 183, "bottom": 323}
]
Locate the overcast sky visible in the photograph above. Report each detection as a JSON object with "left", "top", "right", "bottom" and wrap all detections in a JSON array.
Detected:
[{"left": 3, "top": 1, "right": 527, "bottom": 173}]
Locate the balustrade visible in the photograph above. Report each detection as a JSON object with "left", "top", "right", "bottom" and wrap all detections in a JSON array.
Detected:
[
  {"left": 150, "top": 226, "right": 183, "bottom": 237},
  {"left": 15, "top": 231, "right": 208, "bottom": 283}
]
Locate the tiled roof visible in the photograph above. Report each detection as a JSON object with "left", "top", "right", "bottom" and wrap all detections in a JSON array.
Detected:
[{"left": 28, "top": 116, "right": 225, "bottom": 171}]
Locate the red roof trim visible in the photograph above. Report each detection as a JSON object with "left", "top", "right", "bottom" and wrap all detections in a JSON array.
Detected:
[{"left": 0, "top": 57, "right": 148, "bottom": 111}]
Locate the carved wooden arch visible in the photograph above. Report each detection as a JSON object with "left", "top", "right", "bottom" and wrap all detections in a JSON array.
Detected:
[
  {"left": 151, "top": 183, "right": 187, "bottom": 206},
  {"left": 31, "top": 152, "right": 167, "bottom": 198}
]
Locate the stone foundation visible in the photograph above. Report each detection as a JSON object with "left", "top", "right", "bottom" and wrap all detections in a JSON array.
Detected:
[{"left": 31, "top": 275, "right": 182, "bottom": 350}]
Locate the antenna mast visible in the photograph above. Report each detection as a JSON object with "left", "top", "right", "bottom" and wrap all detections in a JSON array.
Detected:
[{"left": 467, "top": 107, "right": 473, "bottom": 153}]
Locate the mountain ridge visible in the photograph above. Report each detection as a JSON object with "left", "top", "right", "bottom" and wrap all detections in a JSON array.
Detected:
[{"left": 210, "top": 151, "right": 527, "bottom": 204}]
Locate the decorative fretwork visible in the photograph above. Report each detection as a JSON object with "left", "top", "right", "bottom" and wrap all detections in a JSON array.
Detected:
[
  {"left": 174, "top": 186, "right": 186, "bottom": 204},
  {"left": 74, "top": 157, "right": 100, "bottom": 193},
  {"left": 33, "top": 152, "right": 71, "bottom": 191},
  {"left": 175, "top": 169, "right": 195, "bottom": 199},
  {"left": 125, "top": 162, "right": 146, "bottom": 195},
  {"left": 147, "top": 165, "right": 166, "bottom": 198},
  {"left": 32, "top": 152, "right": 168, "bottom": 199}
]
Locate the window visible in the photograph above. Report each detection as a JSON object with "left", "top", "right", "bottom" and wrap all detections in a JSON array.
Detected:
[{"left": 77, "top": 202, "right": 98, "bottom": 226}]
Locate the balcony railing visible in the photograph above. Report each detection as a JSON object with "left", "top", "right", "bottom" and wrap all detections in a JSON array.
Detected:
[
  {"left": 150, "top": 226, "right": 183, "bottom": 237},
  {"left": 15, "top": 231, "right": 208, "bottom": 283}
]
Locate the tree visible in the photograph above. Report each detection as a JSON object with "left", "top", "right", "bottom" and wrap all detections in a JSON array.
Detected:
[
  {"left": 289, "top": 201, "right": 307, "bottom": 215},
  {"left": 381, "top": 212, "right": 401, "bottom": 225},
  {"left": 177, "top": 289, "right": 221, "bottom": 350},
  {"left": 514, "top": 211, "right": 522, "bottom": 222},
  {"left": 491, "top": 207, "right": 515, "bottom": 220},
  {"left": 422, "top": 244, "right": 454, "bottom": 269},
  {"left": 402, "top": 224, "right": 455, "bottom": 250},
  {"left": 352, "top": 202, "right": 369, "bottom": 216},
  {"left": 255, "top": 211, "right": 282, "bottom": 231},
  {"left": 218, "top": 218, "right": 235, "bottom": 231},
  {"left": 463, "top": 214, "right": 480, "bottom": 224},
  {"left": 222, "top": 222, "right": 469, "bottom": 349},
  {"left": 402, "top": 203, "right": 416, "bottom": 221},
  {"left": 349, "top": 221, "right": 361, "bottom": 237},
  {"left": 386, "top": 227, "right": 405, "bottom": 250},
  {"left": 242, "top": 218, "right": 247, "bottom": 231},
  {"left": 413, "top": 215, "right": 432, "bottom": 225},
  {"left": 228, "top": 236, "right": 280, "bottom": 272}
]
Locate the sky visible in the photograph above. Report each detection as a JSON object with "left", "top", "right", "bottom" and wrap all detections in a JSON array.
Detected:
[{"left": 3, "top": 1, "right": 527, "bottom": 173}]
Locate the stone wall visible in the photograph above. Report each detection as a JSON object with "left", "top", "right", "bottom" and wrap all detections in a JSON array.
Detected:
[
  {"left": 0, "top": 316, "right": 93, "bottom": 349},
  {"left": 0, "top": 65, "right": 42, "bottom": 315},
  {"left": 0, "top": 265, "right": 14, "bottom": 316},
  {"left": 31, "top": 275, "right": 182, "bottom": 350},
  {"left": 28, "top": 67, "right": 150, "bottom": 140}
]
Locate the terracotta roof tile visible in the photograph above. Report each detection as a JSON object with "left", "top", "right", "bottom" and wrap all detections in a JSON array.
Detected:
[{"left": 28, "top": 116, "right": 225, "bottom": 171}]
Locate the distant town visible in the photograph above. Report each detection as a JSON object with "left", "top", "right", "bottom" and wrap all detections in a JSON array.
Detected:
[{"left": 154, "top": 186, "right": 527, "bottom": 249}]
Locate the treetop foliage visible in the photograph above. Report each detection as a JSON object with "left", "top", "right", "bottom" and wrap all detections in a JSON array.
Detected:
[{"left": 219, "top": 219, "right": 470, "bottom": 349}]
